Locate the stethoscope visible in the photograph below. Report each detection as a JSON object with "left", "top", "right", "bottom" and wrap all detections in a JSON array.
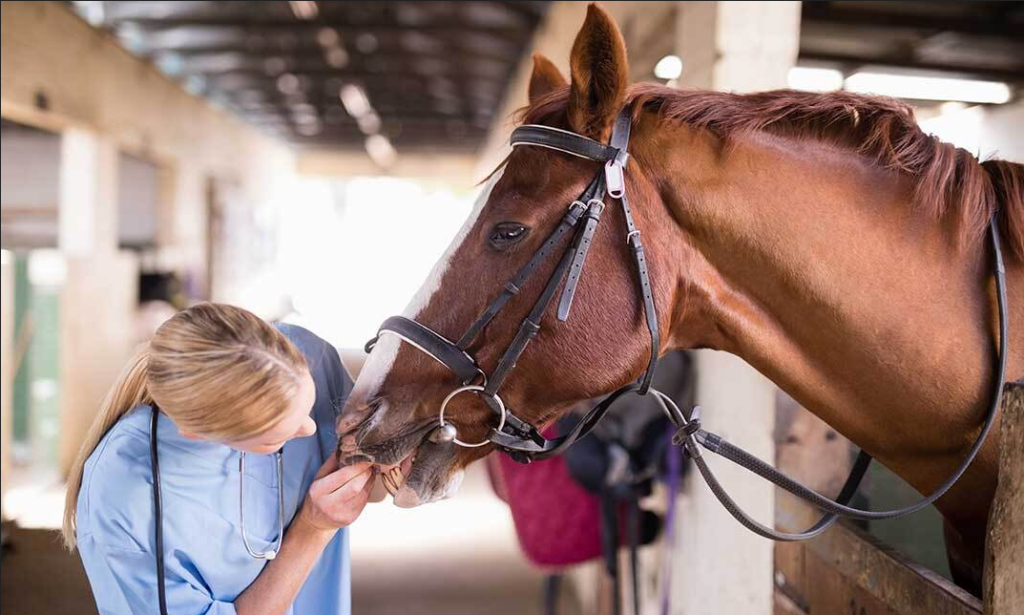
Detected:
[{"left": 150, "top": 407, "right": 285, "bottom": 615}]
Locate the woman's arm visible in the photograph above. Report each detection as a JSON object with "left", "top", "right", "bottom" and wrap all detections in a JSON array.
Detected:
[{"left": 234, "top": 458, "right": 374, "bottom": 615}]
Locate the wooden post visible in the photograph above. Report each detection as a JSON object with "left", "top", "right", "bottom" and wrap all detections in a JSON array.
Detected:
[{"left": 984, "top": 382, "right": 1024, "bottom": 615}]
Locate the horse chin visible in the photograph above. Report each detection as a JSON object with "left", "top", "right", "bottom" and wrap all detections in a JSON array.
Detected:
[{"left": 393, "top": 442, "right": 465, "bottom": 508}]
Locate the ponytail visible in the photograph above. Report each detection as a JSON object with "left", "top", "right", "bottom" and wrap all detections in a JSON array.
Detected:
[{"left": 62, "top": 344, "right": 152, "bottom": 550}]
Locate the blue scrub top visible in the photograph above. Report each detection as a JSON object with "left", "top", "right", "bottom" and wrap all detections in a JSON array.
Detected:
[{"left": 76, "top": 324, "right": 354, "bottom": 614}]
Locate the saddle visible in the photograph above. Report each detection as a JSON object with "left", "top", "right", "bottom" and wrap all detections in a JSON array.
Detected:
[{"left": 487, "top": 351, "right": 692, "bottom": 615}]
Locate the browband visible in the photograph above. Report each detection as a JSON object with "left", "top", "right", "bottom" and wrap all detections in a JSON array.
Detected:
[{"left": 511, "top": 124, "right": 630, "bottom": 166}]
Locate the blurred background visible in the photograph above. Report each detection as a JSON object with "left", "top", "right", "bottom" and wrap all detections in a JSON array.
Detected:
[{"left": 1, "top": 2, "right": 1021, "bottom": 614}]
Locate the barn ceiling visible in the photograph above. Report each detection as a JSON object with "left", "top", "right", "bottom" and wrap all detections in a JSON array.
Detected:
[
  {"left": 800, "top": 1, "right": 1024, "bottom": 85},
  {"left": 69, "top": 1, "right": 550, "bottom": 156},
  {"left": 67, "top": 1, "right": 1021, "bottom": 159}
]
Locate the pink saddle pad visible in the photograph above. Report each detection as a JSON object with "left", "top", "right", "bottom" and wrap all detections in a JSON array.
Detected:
[{"left": 485, "top": 428, "right": 603, "bottom": 569}]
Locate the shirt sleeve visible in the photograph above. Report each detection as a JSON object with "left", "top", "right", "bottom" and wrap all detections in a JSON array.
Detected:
[{"left": 79, "top": 535, "right": 238, "bottom": 615}]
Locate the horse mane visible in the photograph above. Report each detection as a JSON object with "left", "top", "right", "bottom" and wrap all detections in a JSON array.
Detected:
[{"left": 520, "top": 84, "right": 1024, "bottom": 260}]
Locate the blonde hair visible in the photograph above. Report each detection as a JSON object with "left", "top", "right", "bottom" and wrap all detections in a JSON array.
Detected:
[{"left": 62, "top": 302, "right": 307, "bottom": 550}]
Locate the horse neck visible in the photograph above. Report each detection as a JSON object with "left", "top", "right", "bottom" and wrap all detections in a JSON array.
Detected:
[{"left": 647, "top": 126, "right": 1001, "bottom": 526}]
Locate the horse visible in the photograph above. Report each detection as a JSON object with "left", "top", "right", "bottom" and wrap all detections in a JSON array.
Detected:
[{"left": 338, "top": 3, "right": 1023, "bottom": 595}]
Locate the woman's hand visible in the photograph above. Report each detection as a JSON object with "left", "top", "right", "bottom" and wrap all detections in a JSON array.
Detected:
[{"left": 296, "top": 457, "right": 375, "bottom": 533}]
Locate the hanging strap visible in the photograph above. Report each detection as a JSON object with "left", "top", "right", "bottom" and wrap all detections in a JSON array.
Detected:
[{"left": 558, "top": 190, "right": 607, "bottom": 321}]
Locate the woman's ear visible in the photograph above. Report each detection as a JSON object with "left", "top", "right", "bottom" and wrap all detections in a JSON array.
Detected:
[
  {"left": 528, "top": 53, "right": 568, "bottom": 104},
  {"left": 566, "top": 3, "right": 630, "bottom": 142}
]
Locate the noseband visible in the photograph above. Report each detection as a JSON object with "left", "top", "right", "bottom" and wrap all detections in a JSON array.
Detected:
[{"left": 366, "top": 106, "right": 1010, "bottom": 542}]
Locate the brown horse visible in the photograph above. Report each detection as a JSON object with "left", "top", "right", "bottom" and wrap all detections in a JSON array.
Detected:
[{"left": 338, "top": 3, "right": 1023, "bottom": 594}]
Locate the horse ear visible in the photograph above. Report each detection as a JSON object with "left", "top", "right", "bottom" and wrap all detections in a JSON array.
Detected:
[
  {"left": 567, "top": 3, "right": 629, "bottom": 141},
  {"left": 528, "top": 53, "right": 568, "bottom": 104}
]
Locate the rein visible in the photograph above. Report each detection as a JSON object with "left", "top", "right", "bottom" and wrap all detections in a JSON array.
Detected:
[{"left": 365, "top": 106, "right": 1010, "bottom": 543}]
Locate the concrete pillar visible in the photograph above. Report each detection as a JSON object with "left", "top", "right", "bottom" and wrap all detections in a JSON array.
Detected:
[
  {"left": 57, "top": 128, "right": 138, "bottom": 477},
  {"left": 669, "top": 2, "right": 801, "bottom": 614},
  {"left": 59, "top": 129, "right": 119, "bottom": 258}
]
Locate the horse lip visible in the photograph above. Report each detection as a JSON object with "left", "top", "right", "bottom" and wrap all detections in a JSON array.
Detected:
[
  {"left": 396, "top": 438, "right": 460, "bottom": 507},
  {"left": 338, "top": 420, "right": 437, "bottom": 467}
]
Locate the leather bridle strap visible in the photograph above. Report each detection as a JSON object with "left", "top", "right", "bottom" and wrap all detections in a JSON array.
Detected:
[
  {"left": 367, "top": 316, "right": 481, "bottom": 385},
  {"left": 511, "top": 124, "right": 629, "bottom": 166},
  {"left": 489, "top": 381, "right": 639, "bottom": 459},
  {"left": 607, "top": 110, "right": 660, "bottom": 394}
]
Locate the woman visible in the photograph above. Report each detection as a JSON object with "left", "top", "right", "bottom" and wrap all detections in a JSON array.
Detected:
[{"left": 62, "top": 302, "right": 373, "bottom": 614}]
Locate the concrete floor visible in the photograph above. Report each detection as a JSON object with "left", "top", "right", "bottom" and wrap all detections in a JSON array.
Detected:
[
  {"left": 0, "top": 464, "right": 579, "bottom": 615},
  {"left": 0, "top": 521, "right": 98, "bottom": 615},
  {"left": 351, "top": 464, "right": 581, "bottom": 615}
]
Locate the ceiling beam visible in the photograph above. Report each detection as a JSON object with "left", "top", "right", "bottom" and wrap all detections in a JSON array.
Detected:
[
  {"left": 150, "top": 46, "right": 511, "bottom": 66},
  {"left": 170, "top": 57, "right": 512, "bottom": 81},
  {"left": 105, "top": 20, "right": 530, "bottom": 40},
  {"left": 802, "top": 4, "right": 1022, "bottom": 40}
]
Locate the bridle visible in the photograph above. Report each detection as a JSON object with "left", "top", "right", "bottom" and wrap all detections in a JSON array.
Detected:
[
  {"left": 367, "top": 108, "right": 658, "bottom": 463},
  {"left": 365, "top": 106, "right": 1010, "bottom": 543}
]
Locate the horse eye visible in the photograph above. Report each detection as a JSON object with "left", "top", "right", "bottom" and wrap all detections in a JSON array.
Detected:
[{"left": 489, "top": 222, "right": 529, "bottom": 250}]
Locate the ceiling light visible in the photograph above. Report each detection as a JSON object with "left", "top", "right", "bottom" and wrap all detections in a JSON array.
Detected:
[
  {"left": 356, "top": 111, "right": 381, "bottom": 135},
  {"left": 844, "top": 72, "right": 1011, "bottom": 104},
  {"left": 356, "top": 33, "right": 379, "bottom": 54},
  {"left": 264, "top": 57, "right": 287, "bottom": 76},
  {"left": 289, "top": 1, "right": 318, "bottom": 20},
  {"left": 325, "top": 47, "right": 349, "bottom": 69},
  {"left": 365, "top": 134, "right": 396, "bottom": 168},
  {"left": 787, "top": 67, "right": 843, "bottom": 92},
  {"left": 340, "top": 84, "right": 372, "bottom": 118},
  {"left": 276, "top": 73, "right": 300, "bottom": 95},
  {"left": 317, "top": 28, "right": 339, "bottom": 48},
  {"left": 654, "top": 55, "right": 682, "bottom": 80}
]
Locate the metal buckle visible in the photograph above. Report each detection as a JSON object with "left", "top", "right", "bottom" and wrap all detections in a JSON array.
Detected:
[
  {"left": 586, "top": 198, "right": 605, "bottom": 215},
  {"left": 438, "top": 385, "right": 506, "bottom": 448},
  {"left": 605, "top": 160, "right": 625, "bottom": 198},
  {"left": 626, "top": 229, "right": 641, "bottom": 244}
]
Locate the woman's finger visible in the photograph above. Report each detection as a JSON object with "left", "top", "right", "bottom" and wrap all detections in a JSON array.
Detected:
[
  {"left": 322, "top": 469, "right": 374, "bottom": 505},
  {"left": 310, "top": 462, "right": 373, "bottom": 497},
  {"left": 330, "top": 470, "right": 375, "bottom": 524}
]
